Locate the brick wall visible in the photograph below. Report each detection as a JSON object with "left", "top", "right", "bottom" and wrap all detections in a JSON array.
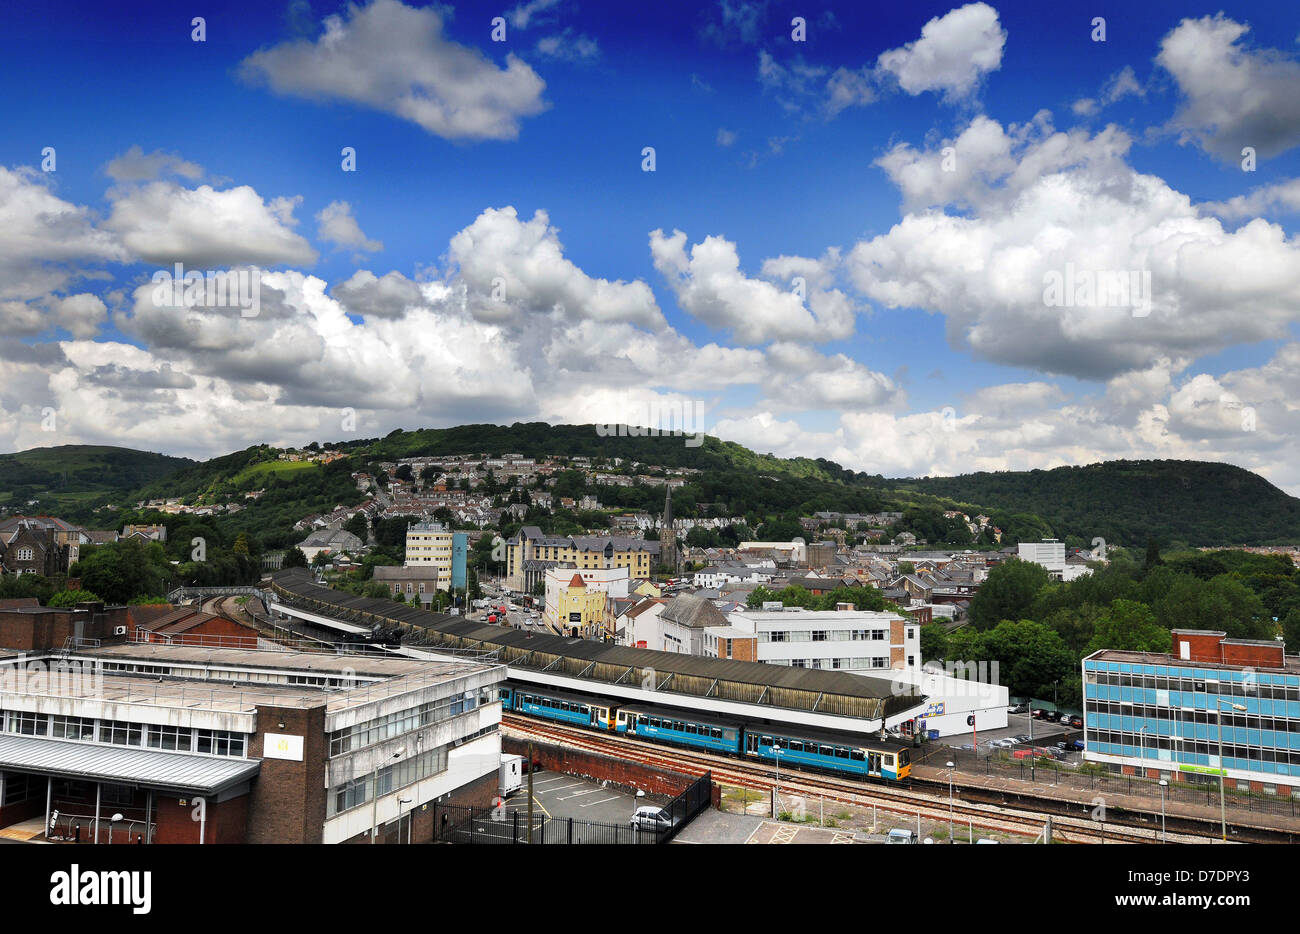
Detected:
[
  {"left": 244, "top": 704, "right": 327, "bottom": 844},
  {"left": 502, "top": 737, "right": 699, "bottom": 798}
]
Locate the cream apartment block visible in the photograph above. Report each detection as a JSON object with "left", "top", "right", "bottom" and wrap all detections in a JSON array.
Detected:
[{"left": 404, "top": 521, "right": 453, "bottom": 591}]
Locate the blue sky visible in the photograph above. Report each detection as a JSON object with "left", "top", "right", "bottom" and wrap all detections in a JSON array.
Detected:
[{"left": 2, "top": 0, "right": 1300, "bottom": 489}]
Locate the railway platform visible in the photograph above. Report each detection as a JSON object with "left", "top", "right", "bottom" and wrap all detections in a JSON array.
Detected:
[{"left": 913, "top": 761, "right": 1300, "bottom": 840}]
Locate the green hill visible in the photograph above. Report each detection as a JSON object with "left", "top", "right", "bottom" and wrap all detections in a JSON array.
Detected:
[
  {"left": 0, "top": 445, "right": 192, "bottom": 515},
  {"left": 892, "top": 459, "right": 1300, "bottom": 547},
  {"left": 8, "top": 430, "right": 1299, "bottom": 551}
]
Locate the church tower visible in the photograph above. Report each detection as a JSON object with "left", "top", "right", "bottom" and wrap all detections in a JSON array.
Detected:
[{"left": 658, "top": 484, "right": 680, "bottom": 574}]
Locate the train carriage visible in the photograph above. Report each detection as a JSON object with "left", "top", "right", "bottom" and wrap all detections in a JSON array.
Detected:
[
  {"left": 509, "top": 687, "right": 616, "bottom": 731},
  {"left": 744, "top": 728, "right": 912, "bottom": 782},
  {"left": 617, "top": 706, "right": 743, "bottom": 755}
]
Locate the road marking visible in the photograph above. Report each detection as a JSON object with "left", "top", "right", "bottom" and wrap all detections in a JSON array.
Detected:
[
  {"left": 580, "top": 795, "right": 623, "bottom": 808},
  {"left": 558, "top": 789, "right": 603, "bottom": 800}
]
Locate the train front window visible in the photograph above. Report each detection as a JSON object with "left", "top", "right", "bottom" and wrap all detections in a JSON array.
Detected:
[{"left": 899, "top": 750, "right": 910, "bottom": 767}]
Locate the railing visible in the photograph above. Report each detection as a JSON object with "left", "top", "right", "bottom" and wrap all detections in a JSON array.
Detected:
[
  {"left": 48, "top": 813, "right": 154, "bottom": 844},
  {"left": 921, "top": 744, "right": 1300, "bottom": 820}
]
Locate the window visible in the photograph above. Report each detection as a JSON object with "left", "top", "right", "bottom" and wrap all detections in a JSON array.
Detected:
[
  {"left": 196, "top": 730, "right": 246, "bottom": 757},
  {"left": 16, "top": 548, "right": 34, "bottom": 561},
  {"left": 147, "top": 724, "right": 193, "bottom": 751},
  {"left": 51, "top": 716, "right": 94, "bottom": 741},
  {"left": 7, "top": 711, "right": 47, "bottom": 736},
  {"left": 812, "top": 630, "right": 828, "bottom": 642},
  {"left": 101, "top": 720, "right": 142, "bottom": 746}
]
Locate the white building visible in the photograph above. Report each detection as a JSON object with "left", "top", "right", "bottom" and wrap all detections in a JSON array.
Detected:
[
  {"left": 726, "top": 606, "right": 921, "bottom": 679},
  {"left": 906, "top": 662, "right": 1010, "bottom": 737},
  {"left": 1018, "top": 539, "right": 1091, "bottom": 582}
]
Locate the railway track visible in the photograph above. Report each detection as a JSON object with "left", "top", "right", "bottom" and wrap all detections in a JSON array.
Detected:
[{"left": 503, "top": 714, "right": 1214, "bottom": 844}]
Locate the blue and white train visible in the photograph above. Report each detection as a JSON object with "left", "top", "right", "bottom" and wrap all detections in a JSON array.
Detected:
[{"left": 499, "top": 685, "right": 912, "bottom": 783}]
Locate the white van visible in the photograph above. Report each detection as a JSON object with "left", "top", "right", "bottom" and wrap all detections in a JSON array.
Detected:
[{"left": 886, "top": 828, "right": 917, "bottom": 844}]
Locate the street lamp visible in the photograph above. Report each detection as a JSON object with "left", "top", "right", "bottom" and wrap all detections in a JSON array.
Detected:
[
  {"left": 946, "top": 761, "right": 955, "bottom": 843},
  {"left": 1158, "top": 779, "right": 1168, "bottom": 844},
  {"left": 370, "top": 746, "right": 406, "bottom": 843},
  {"left": 398, "top": 797, "right": 413, "bottom": 844},
  {"left": 107, "top": 813, "right": 123, "bottom": 845},
  {"left": 1214, "top": 699, "right": 1247, "bottom": 843},
  {"left": 773, "top": 745, "right": 783, "bottom": 814}
]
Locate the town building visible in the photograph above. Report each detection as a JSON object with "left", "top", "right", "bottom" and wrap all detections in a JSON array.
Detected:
[
  {"left": 504, "top": 527, "right": 658, "bottom": 593},
  {"left": 404, "top": 521, "right": 453, "bottom": 590},
  {"left": 542, "top": 565, "right": 629, "bottom": 636},
  {"left": 373, "top": 567, "right": 444, "bottom": 607},
  {"left": 1082, "top": 629, "right": 1300, "bottom": 796},
  {"left": 726, "top": 605, "right": 921, "bottom": 679},
  {"left": 1018, "top": 539, "right": 1091, "bottom": 581},
  {"left": 0, "top": 642, "right": 504, "bottom": 843},
  {"left": 296, "top": 528, "right": 365, "bottom": 564}
]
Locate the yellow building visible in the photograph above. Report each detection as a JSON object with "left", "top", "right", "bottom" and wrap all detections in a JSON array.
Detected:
[
  {"left": 550, "top": 573, "right": 609, "bottom": 638},
  {"left": 506, "top": 527, "right": 659, "bottom": 593}
]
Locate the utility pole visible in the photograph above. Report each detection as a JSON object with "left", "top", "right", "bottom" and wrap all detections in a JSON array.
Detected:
[{"left": 526, "top": 741, "right": 535, "bottom": 844}]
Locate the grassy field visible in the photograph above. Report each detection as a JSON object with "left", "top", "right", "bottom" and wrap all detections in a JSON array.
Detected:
[{"left": 231, "top": 459, "right": 321, "bottom": 485}]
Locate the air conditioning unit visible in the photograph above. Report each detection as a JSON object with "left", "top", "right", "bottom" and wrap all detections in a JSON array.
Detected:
[{"left": 113, "top": 626, "right": 127, "bottom": 636}]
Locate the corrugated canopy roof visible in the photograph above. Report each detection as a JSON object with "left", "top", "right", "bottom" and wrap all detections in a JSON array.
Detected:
[{"left": 0, "top": 735, "right": 260, "bottom": 794}]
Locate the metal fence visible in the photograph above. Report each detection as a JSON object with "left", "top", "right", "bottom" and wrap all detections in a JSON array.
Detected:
[
  {"left": 919, "top": 743, "right": 1300, "bottom": 819},
  {"left": 431, "top": 804, "right": 660, "bottom": 844},
  {"left": 430, "top": 771, "right": 714, "bottom": 845}
]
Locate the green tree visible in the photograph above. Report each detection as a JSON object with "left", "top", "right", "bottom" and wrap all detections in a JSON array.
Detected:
[
  {"left": 979, "top": 619, "right": 1075, "bottom": 700},
  {"left": 1084, "top": 600, "right": 1169, "bottom": 655},
  {"left": 920, "top": 623, "right": 949, "bottom": 662},
  {"left": 232, "top": 532, "right": 250, "bottom": 556},
  {"left": 282, "top": 547, "right": 308, "bottom": 569},
  {"left": 1151, "top": 574, "right": 1271, "bottom": 641},
  {"left": 48, "top": 589, "right": 102, "bottom": 608},
  {"left": 969, "top": 559, "right": 1051, "bottom": 630},
  {"left": 1283, "top": 607, "right": 1300, "bottom": 652}
]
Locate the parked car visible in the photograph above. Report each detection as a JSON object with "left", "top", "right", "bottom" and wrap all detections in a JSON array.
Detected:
[
  {"left": 1070, "top": 739, "right": 1086, "bottom": 750},
  {"left": 1008, "top": 704, "right": 1029, "bottom": 714},
  {"left": 886, "top": 828, "right": 917, "bottom": 844},
  {"left": 992, "top": 738, "right": 1016, "bottom": 748},
  {"left": 1031, "top": 709, "right": 1048, "bottom": 720},
  {"left": 1043, "top": 711, "right": 1062, "bottom": 723},
  {"left": 630, "top": 807, "right": 674, "bottom": 832},
  {"left": 1013, "top": 734, "right": 1032, "bottom": 744},
  {"left": 1068, "top": 715, "right": 1084, "bottom": 728}
]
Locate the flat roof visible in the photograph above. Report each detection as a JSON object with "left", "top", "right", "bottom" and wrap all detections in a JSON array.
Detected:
[
  {"left": 1, "top": 644, "right": 499, "bottom": 714},
  {"left": 1086, "top": 648, "right": 1300, "bottom": 674},
  {"left": 0, "top": 734, "right": 260, "bottom": 794}
]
